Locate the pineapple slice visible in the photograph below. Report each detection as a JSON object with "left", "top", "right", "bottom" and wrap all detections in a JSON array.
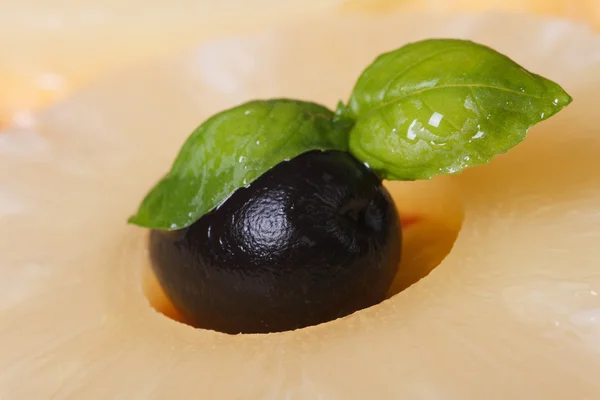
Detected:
[{"left": 1, "top": 13, "right": 599, "bottom": 399}]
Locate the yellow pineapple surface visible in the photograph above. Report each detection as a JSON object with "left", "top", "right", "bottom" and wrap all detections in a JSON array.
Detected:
[
  {"left": 0, "top": 0, "right": 598, "bottom": 126},
  {"left": 1, "top": 11, "right": 599, "bottom": 400}
]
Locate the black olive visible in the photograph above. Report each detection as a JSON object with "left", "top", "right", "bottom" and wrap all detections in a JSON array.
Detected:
[{"left": 149, "top": 150, "right": 401, "bottom": 334}]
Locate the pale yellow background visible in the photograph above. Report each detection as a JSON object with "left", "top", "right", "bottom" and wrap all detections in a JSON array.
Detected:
[{"left": 1, "top": 0, "right": 598, "bottom": 127}]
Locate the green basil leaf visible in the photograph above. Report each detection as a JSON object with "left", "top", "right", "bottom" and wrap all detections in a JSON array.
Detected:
[
  {"left": 346, "top": 39, "right": 572, "bottom": 180},
  {"left": 129, "top": 99, "right": 350, "bottom": 230}
]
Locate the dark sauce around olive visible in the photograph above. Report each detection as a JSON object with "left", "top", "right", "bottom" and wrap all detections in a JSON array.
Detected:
[{"left": 149, "top": 150, "right": 401, "bottom": 334}]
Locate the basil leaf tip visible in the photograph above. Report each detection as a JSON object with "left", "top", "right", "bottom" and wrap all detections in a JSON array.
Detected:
[{"left": 345, "top": 38, "right": 572, "bottom": 180}]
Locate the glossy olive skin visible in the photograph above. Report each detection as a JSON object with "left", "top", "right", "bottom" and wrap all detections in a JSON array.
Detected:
[{"left": 150, "top": 150, "right": 401, "bottom": 334}]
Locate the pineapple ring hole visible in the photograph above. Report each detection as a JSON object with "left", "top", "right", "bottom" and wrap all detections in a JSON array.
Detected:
[{"left": 141, "top": 178, "right": 464, "bottom": 328}]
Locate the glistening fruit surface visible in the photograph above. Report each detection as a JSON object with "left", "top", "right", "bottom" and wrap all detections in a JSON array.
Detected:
[{"left": 150, "top": 150, "right": 400, "bottom": 333}]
